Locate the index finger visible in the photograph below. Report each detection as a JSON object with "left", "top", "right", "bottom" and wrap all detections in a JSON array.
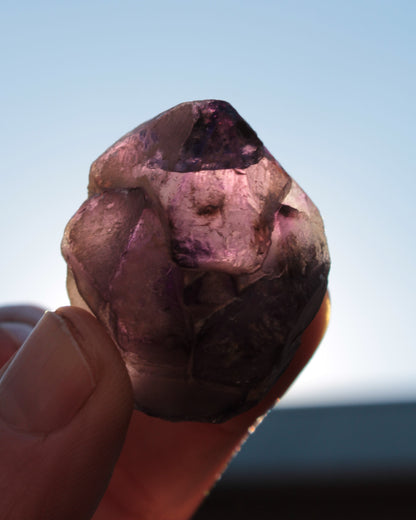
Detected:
[{"left": 93, "top": 291, "right": 330, "bottom": 520}]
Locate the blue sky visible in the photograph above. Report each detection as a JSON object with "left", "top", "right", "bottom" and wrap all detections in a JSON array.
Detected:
[{"left": 1, "top": 0, "right": 415, "bottom": 407}]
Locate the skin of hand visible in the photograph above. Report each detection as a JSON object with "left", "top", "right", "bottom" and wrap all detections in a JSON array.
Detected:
[{"left": 0, "top": 293, "right": 329, "bottom": 520}]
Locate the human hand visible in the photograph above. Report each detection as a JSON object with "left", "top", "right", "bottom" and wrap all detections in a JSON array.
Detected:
[{"left": 0, "top": 295, "right": 329, "bottom": 520}]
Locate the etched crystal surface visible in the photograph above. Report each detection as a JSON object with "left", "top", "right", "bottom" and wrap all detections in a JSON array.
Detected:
[{"left": 61, "top": 100, "right": 330, "bottom": 422}]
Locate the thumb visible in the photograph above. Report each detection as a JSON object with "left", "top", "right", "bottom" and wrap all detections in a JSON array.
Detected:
[{"left": 0, "top": 307, "right": 133, "bottom": 520}]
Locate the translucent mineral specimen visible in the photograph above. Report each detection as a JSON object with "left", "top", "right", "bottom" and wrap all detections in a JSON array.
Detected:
[{"left": 61, "top": 100, "right": 330, "bottom": 422}]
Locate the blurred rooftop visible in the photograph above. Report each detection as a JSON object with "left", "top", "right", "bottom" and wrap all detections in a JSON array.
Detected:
[{"left": 195, "top": 401, "right": 416, "bottom": 519}]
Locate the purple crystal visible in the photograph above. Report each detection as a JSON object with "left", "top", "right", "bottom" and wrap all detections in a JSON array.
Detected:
[{"left": 61, "top": 100, "right": 330, "bottom": 422}]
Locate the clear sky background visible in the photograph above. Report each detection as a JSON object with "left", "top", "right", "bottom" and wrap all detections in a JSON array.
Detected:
[{"left": 1, "top": 0, "right": 415, "bottom": 407}]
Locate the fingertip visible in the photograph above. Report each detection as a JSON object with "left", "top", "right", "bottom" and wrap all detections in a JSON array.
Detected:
[
  {"left": 0, "top": 305, "right": 47, "bottom": 368},
  {"left": 55, "top": 306, "right": 120, "bottom": 372},
  {"left": 0, "top": 304, "right": 46, "bottom": 326},
  {"left": 265, "top": 290, "right": 331, "bottom": 403},
  {"left": 54, "top": 305, "right": 134, "bottom": 411},
  {"left": 299, "top": 290, "right": 330, "bottom": 356},
  {"left": 0, "top": 328, "right": 19, "bottom": 368},
  {"left": 0, "top": 322, "right": 34, "bottom": 346}
]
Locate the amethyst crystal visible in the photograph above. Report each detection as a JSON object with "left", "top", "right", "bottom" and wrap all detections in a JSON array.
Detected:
[{"left": 61, "top": 100, "right": 330, "bottom": 422}]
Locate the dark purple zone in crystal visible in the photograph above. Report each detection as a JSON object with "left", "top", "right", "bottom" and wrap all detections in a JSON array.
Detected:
[
  {"left": 174, "top": 101, "right": 264, "bottom": 171},
  {"left": 118, "top": 100, "right": 266, "bottom": 173}
]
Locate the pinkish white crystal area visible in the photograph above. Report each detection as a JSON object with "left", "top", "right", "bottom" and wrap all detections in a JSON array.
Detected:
[{"left": 62, "top": 100, "right": 330, "bottom": 422}]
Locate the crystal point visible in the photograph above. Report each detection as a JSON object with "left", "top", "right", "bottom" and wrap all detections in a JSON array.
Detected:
[{"left": 61, "top": 100, "right": 330, "bottom": 422}]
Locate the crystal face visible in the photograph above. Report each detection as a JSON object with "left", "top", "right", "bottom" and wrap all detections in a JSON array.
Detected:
[{"left": 61, "top": 100, "right": 330, "bottom": 422}]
